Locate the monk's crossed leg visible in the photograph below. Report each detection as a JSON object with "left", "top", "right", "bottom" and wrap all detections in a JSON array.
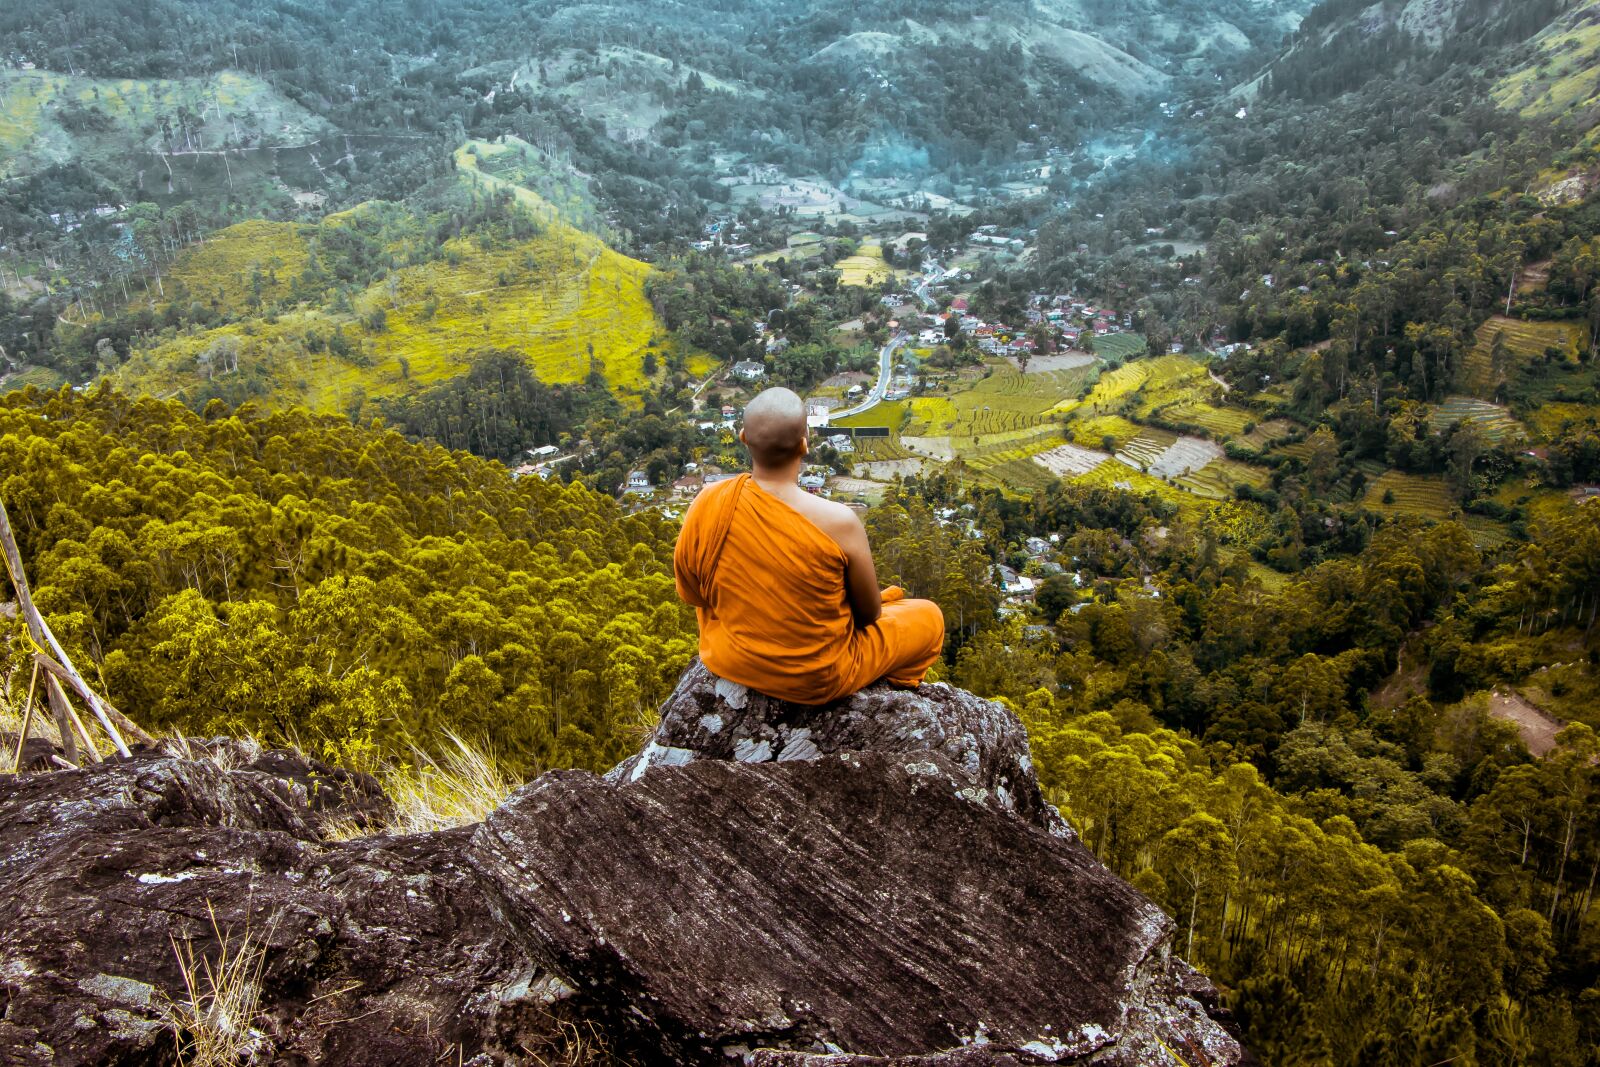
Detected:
[{"left": 848, "top": 597, "right": 946, "bottom": 694}]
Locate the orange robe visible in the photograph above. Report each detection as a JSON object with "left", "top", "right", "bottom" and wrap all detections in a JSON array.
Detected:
[{"left": 674, "top": 474, "right": 946, "bottom": 704}]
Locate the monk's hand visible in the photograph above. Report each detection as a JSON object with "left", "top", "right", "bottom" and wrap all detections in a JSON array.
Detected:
[{"left": 881, "top": 586, "right": 905, "bottom": 604}]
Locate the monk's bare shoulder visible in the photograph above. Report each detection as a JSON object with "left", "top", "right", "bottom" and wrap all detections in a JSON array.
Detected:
[{"left": 802, "top": 496, "right": 866, "bottom": 542}]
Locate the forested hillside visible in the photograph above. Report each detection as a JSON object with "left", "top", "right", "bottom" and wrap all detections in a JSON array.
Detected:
[
  {"left": 3, "top": 378, "right": 1597, "bottom": 1064},
  {"left": 0, "top": 386, "right": 697, "bottom": 774}
]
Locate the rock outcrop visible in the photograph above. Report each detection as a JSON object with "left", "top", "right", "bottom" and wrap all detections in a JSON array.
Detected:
[
  {"left": 0, "top": 668, "right": 1250, "bottom": 1065},
  {"left": 0, "top": 739, "right": 538, "bottom": 1065}
]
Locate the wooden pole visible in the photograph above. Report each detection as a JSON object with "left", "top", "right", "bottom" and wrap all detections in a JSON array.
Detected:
[
  {"left": 10, "top": 660, "right": 39, "bottom": 771},
  {"left": 0, "top": 497, "right": 135, "bottom": 757},
  {"left": 47, "top": 672, "right": 77, "bottom": 766},
  {"left": 32, "top": 652, "right": 151, "bottom": 746},
  {"left": 54, "top": 676, "right": 100, "bottom": 764}
]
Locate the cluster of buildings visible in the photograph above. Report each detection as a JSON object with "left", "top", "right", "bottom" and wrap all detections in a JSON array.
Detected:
[
  {"left": 903, "top": 291, "right": 1132, "bottom": 360},
  {"left": 691, "top": 216, "right": 754, "bottom": 257},
  {"left": 509, "top": 443, "right": 570, "bottom": 481}
]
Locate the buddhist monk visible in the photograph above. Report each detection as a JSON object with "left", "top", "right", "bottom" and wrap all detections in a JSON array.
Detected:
[{"left": 674, "top": 387, "right": 946, "bottom": 704}]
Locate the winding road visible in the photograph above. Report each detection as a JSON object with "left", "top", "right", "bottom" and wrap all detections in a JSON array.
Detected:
[
  {"left": 829, "top": 263, "right": 951, "bottom": 421},
  {"left": 832, "top": 332, "right": 907, "bottom": 420}
]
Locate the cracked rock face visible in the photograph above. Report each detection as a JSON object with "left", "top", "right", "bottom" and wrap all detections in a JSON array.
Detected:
[
  {"left": 0, "top": 740, "right": 537, "bottom": 1066},
  {"left": 472, "top": 752, "right": 1239, "bottom": 1065},
  {"left": 0, "top": 670, "right": 1250, "bottom": 1066},
  {"left": 609, "top": 661, "right": 1064, "bottom": 834},
  {"left": 472, "top": 666, "right": 1244, "bottom": 1066}
]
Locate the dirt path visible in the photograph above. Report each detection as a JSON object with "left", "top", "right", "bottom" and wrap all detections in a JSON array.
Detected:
[{"left": 1488, "top": 690, "right": 1565, "bottom": 757}]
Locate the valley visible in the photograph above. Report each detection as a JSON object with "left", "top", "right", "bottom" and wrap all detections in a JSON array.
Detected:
[{"left": 2, "top": 0, "right": 1600, "bottom": 1063}]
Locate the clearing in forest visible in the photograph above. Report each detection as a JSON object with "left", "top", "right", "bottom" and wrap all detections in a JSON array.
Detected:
[
  {"left": 837, "top": 242, "right": 897, "bottom": 288},
  {"left": 1459, "top": 316, "right": 1583, "bottom": 398},
  {"left": 1525, "top": 401, "right": 1600, "bottom": 440},
  {"left": 1487, "top": 691, "right": 1565, "bottom": 757},
  {"left": 1428, "top": 396, "right": 1524, "bottom": 442},
  {"left": 1494, "top": 13, "right": 1600, "bottom": 119},
  {"left": 1360, "top": 471, "right": 1457, "bottom": 521},
  {"left": 0, "top": 68, "right": 328, "bottom": 176}
]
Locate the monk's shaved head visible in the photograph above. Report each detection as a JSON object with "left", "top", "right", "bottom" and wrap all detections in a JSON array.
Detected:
[{"left": 740, "top": 387, "right": 808, "bottom": 469}]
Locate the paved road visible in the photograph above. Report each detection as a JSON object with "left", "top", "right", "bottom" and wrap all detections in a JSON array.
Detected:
[
  {"left": 828, "top": 266, "right": 946, "bottom": 422},
  {"left": 832, "top": 332, "right": 906, "bottom": 421}
]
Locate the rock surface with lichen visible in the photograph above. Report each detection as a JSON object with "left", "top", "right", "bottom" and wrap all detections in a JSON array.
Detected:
[{"left": 0, "top": 667, "right": 1251, "bottom": 1065}]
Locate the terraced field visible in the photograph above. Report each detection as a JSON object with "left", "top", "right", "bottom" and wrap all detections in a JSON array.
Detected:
[
  {"left": 1176, "top": 458, "right": 1272, "bottom": 500},
  {"left": 973, "top": 457, "right": 1060, "bottom": 492},
  {"left": 1091, "top": 333, "right": 1149, "bottom": 362},
  {"left": 1112, "top": 430, "right": 1223, "bottom": 480},
  {"left": 1361, "top": 471, "right": 1457, "bottom": 521},
  {"left": 1159, "top": 401, "right": 1255, "bottom": 440},
  {"left": 1238, "top": 418, "right": 1297, "bottom": 450},
  {"left": 1429, "top": 396, "right": 1525, "bottom": 442},
  {"left": 1067, "top": 414, "right": 1143, "bottom": 451},
  {"left": 1033, "top": 442, "right": 1113, "bottom": 477},
  {"left": 847, "top": 435, "right": 913, "bottom": 462},
  {"left": 1131, "top": 365, "right": 1213, "bottom": 418},
  {"left": 1073, "top": 459, "right": 1207, "bottom": 518},
  {"left": 112, "top": 149, "right": 690, "bottom": 412},
  {"left": 1460, "top": 316, "right": 1584, "bottom": 397},
  {"left": 1114, "top": 427, "right": 1179, "bottom": 473},
  {"left": 905, "top": 364, "right": 1094, "bottom": 437}
]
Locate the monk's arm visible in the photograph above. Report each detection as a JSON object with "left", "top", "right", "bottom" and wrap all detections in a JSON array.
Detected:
[
  {"left": 672, "top": 495, "right": 709, "bottom": 608},
  {"left": 833, "top": 513, "right": 883, "bottom": 627}
]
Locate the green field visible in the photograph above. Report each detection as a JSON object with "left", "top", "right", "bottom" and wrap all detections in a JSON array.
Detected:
[
  {"left": 1460, "top": 316, "right": 1584, "bottom": 398},
  {"left": 1091, "top": 333, "right": 1148, "bottom": 361},
  {"left": 1361, "top": 471, "right": 1458, "bottom": 521},
  {"left": 1494, "top": 12, "right": 1600, "bottom": 119},
  {"left": 837, "top": 242, "right": 896, "bottom": 288},
  {"left": 833, "top": 400, "right": 908, "bottom": 430},
  {"left": 1429, "top": 395, "right": 1525, "bottom": 442},
  {"left": 110, "top": 145, "right": 708, "bottom": 412}
]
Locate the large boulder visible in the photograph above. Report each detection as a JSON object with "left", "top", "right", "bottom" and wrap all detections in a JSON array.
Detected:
[
  {"left": 0, "top": 669, "right": 1251, "bottom": 1066},
  {"left": 471, "top": 751, "right": 1239, "bottom": 1065},
  {"left": 469, "top": 666, "right": 1246, "bottom": 1065},
  {"left": 610, "top": 661, "right": 1064, "bottom": 833},
  {"left": 0, "top": 739, "right": 541, "bottom": 1066}
]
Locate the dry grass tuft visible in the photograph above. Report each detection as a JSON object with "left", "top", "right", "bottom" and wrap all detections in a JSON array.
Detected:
[
  {"left": 163, "top": 902, "right": 271, "bottom": 1066},
  {"left": 377, "top": 732, "right": 517, "bottom": 836},
  {"left": 521, "top": 1012, "right": 635, "bottom": 1067}
]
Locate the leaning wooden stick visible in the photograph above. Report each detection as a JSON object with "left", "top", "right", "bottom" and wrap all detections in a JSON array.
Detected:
[
  {"left": 0, "top": 497, "right": 136, "bottom": 757},
  {"left": 10, "top": 660, "right": 39, "bottom": 771},
  {"left": 53, "top": 676, "right": 102, "bottom": 764},
  {"left": 32, "top": 652, "right": 148, "bottom": 748}
]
